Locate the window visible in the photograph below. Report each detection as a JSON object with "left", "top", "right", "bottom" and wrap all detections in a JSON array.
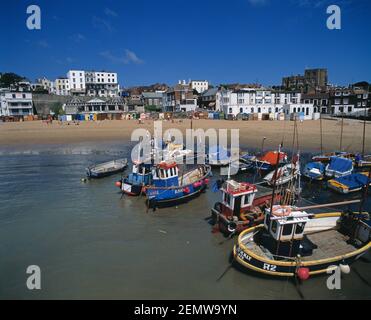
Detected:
[
  {"left": 240, "top": 107, "right": 243, "bottom": 113},
  {"left": 22, "top": 94, "right": 26, "bottom": 99},
  {"left": 243, "top": 195, "right": 250, "bottom": 206},
  {"left": 271, "top": 221, "right": 277, "bottom": 234},
  {"left": 12, "top": 94, "right": 16, "bottom": 98},
  {"left": 282, "top": 224, "right": 293, "bottom": 236},
  {"left": 295, "top": 223, "right": 305, "bottom": 235},
  {"left": 251, "top": 108, "right": 254, "bottom": 113},
  {"left": 348, "top": 106, "right": 352, "bottom": 112},
  {"left": 229, "top": 108, "right": 232, "bottom": 114},
  {"left": 258, "top": 107, "right": 261, "bottom": 113}
]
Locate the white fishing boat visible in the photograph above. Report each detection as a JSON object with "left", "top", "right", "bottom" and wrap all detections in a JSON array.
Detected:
[{"left": 263, "top": 157, "right": 300, "bottom": 186}]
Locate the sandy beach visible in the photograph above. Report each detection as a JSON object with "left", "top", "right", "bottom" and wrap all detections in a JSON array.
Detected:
[{"left": 0, "top": 118, "right": 369, "bottom": 153}]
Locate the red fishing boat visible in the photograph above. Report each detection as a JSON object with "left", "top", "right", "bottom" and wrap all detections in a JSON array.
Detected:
[{"left": 210, "top": 180, "right": 281, "bottom": 236}]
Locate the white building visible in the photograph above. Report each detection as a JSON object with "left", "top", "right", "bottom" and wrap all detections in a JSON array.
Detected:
[
  {"left": 37, "top": 77, "right": 53, "bottom": 92},
  {"left": 67, "top": 70, "right": 86, "bottom": 95},
  {"left": 55, "top": 78, "right": 70, "bottom": 96},
  {"left": 0, "top": 91, "right": 33, "bottom": 117},
  {"left": 85, "top": 71, "right": 119, "bottom": 97},
  {"left": 220, "top": 88, "right": 314, "bottom": 120},
  {"left": 190, "top": 80, "right": 209, "bottom": 93}
]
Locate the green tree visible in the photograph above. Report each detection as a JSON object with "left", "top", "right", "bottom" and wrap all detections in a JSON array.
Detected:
[{"left": 0, "top": 72, "right": 28, "bottom": 88}]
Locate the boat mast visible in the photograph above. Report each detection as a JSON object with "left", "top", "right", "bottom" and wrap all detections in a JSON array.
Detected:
[
  {"left": 339, "top": 112, "right": 344, "bottom": 151},
  {"left": 361, "top": 84, "right": 369, "bottom": 157},
  {"left": 269, "top": 144, "right": 282, "bottom": 214},
  {"left": 359, "top": 167, "right": 371, "bottom": 214},
  {"left": 320, "top": 112, "right": 323, "bottom": 155}
]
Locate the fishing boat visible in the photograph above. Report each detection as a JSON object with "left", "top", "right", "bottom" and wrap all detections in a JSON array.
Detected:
[
  {"left": 116, "top": 160, "right": 153, "bottom": 196},
  {"left": 263, "top": 161, "right": 300, "bottom": 186},
  {"left": 328, "top": 172, "right": 371, "bottom": 194},
  {"left": 312, "top": 151, "right": 355, "bottom": 163},
  {"left": 248, "top": 151, "right": 288, "bottom": 172},
  {"left": 302, "top": 162, "right": 325, "bottom": 181},
  {"left": 325, "top": 156, "right": 353, "bottom": 178},
  {"left": 233, "top": 204, "right": 371, "bottom": 279},
  {"left": 356, "top": 154, "right": 371, "bottom": 168},
  {"left": 207, "top": 145, "right": 231, "bottom": 167},
  {"left": 210, "top": 179, "right": 283, "bottom": 236},
  {"left": 145, "top": 161, "right": 211, "bottom": 209},
  {"left": 86, "top": 158, "right": 128, "bottom": 178}
]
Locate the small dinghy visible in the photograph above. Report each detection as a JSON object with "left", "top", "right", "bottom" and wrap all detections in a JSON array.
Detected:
[
  {"left": 312, "top": 151, "right": 355, "bottom": 163},
  {"left": 248, "top": 151, "right": 288, "bottom": 172},
  {"left": 263, "top": 162, "right": 300, "bottom": 186},
  {"left": 356, "top": 154, "right": 371, "bottom": 168},
  {"left": 87, "top": 158, "right": 128, "bottom": 178},
  {"left": 145, "top": 162, "right": 211, "bottom": 209},
  {"left": 233, "top": 205, "right": 371, "bottom": 279},
  {"left": 325, "top": 156, "right": 353, "bottom": 178},
  {"left": 303, "top": 162, "right": 325, "bottom": 181},
  {"left": 328, "top": 172, "right": 371, "bottom": 194}
]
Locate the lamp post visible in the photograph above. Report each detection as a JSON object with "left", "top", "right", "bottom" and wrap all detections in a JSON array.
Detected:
[{"left": 261, "top": 137, "right": 267, "bottom": 154}]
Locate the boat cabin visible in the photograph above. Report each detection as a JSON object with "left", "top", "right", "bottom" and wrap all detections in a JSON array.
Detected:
[
  {"left": 261, "top": 206, "right": 311, "bottom": 258},
  {"left": 220, "top": 180, "right": 258, "bottom": 217},
  {"left": 152, "top": 161, "right": 179, "bottom": 187}
]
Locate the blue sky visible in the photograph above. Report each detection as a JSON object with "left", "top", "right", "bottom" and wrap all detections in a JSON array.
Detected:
[{"left": 0, "top": 0, "right": 370, "bottom": 87}]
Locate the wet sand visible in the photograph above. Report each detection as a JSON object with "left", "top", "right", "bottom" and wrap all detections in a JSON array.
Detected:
[{"left": 0, "top": 119, "right": 369, "bottom": 153}]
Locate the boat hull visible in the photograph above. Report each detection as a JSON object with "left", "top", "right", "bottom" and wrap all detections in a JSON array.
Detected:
[
  {"left": 147, "top": 184, "right": 207, "bottom": 208},
  {"left": 87, "top": 167, "right": 126, "bottom": 179},
  {"left": 122, "top": 181, "right": 145, "bottom": 196},
  {"left": 232, "top": 225, "right": 371, "bottom": 278}
]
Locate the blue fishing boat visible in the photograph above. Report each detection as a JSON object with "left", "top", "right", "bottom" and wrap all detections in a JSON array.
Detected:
[
  {"left": 145, "top": 161, "right": 211, "bottom": 208},
  {"left": 207, "top": 145, "right": 231, "bottom": 167},
  {"left": 325, "top": 156, "right": 353, "bottom": 178},
  {"left": 303, "top": 162, "right": 325, "bottom": 181},
  {"left": 328, "top": 172, "right": 371, "bottom": 194},
  {"left": 116, "top": 160, "right": 153, "bottom": 196}
]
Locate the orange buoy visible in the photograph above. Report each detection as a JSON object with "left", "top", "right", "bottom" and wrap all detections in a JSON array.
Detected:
[
  {"left": 115, "top": 181, "right": 122, "bottom": 188},
  {"left": 204, "top": 178, "right": 210, "bottom": 184},
  {"left": 183, "top": 187, "right": 190, "bottom": 193}
]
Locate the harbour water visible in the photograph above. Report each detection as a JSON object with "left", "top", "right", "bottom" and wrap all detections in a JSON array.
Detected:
[{"left": 0, "top": 142, "right": 370, "bottom": 299}]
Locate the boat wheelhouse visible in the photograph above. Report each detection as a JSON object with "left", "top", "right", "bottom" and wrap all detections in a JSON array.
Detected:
[
  {"left": 233, "top": 205, "right": 371, "bottom": 278},
  {"left": 145, "top": 161, "right": 211, "bottom": 209},
  {"left": 117, "top": 160, "right": 153, "bottom": 196},
  {"left": 211, "top": 180, "right": 280, "bottom": 235}
]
